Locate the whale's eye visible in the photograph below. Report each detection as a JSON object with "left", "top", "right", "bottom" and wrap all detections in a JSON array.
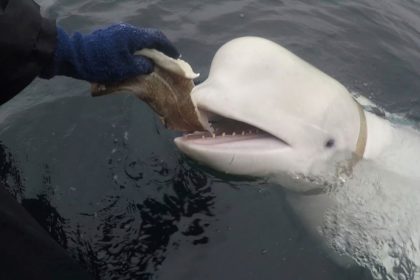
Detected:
[{"left": 325, "top": 139, "right": 335, "bottom": 148}]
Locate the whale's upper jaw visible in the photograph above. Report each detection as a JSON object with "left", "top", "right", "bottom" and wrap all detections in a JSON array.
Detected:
[
  {"left": 174, "top": 84, "right": 294, "bottom": 177},
  {"left": 174, "top": 100, "right": 297, "bottom": 177}
]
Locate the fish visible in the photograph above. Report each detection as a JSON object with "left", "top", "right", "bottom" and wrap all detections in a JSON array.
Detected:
[{"left": 91, "top": 49, "right": 203, "bottom": 132}]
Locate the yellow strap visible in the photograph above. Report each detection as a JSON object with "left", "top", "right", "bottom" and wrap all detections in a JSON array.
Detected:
[{"left": 354, "top": 100, "right": 367, "bottom": 160}]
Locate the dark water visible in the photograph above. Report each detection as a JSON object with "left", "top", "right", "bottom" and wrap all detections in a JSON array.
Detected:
[{"left": 2, "top": 1, "right": 420, "bottom": 279}]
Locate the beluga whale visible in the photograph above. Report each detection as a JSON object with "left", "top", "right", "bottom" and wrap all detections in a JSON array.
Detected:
[{"left": 174, "top": 37, "right": 420, "bottom": 280}]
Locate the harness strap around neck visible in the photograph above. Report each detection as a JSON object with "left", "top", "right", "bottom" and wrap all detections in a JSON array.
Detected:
[
  {"left": 354, "top": 99, "right": 367, "bottom": 160},
  {"left": 300, "top": 99, "right": 368, "bottom": 196}
]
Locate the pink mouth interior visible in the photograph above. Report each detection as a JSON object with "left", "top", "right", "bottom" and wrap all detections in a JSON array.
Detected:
[{"left": 176, "top": 109, "right": 289, "bottom": 150}]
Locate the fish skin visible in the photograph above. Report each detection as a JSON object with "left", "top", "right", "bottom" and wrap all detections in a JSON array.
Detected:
[{"left": 91, "top": 65, "right": 203, "bottom": 132}]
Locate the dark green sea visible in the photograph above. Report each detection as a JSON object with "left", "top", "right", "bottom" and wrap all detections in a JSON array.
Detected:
[{"left": 2, "top": 1, "right": 420, "bottom": 279}]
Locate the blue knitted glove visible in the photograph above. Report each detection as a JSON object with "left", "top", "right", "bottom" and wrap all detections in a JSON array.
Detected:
[{"left": 41, "top": 24, "right": 179, "bottom": 83}]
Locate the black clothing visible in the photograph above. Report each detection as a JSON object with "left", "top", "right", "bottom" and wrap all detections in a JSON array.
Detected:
[
  {"left": 0, "top": 2, "right": 93, "bottom": 278},
  {"left": 0, "top": 0, "right": 56, "bottom": 104},
  {"left": 0, "top": 186, "right": 93, "bottom": 280}
]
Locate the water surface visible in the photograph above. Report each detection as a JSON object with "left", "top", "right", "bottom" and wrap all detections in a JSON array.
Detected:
[{"left": 2, "top": 1, "right": 420, "bottom": 279}]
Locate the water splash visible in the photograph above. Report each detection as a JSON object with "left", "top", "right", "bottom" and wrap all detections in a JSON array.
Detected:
[{"left": 322, "top": 161, "right": 420, "bottom": 280}]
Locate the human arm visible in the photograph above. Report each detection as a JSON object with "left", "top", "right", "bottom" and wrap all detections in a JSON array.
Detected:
[
  {"left": 40, "top": 24, "right": 180, "bottom": 83},
  {"left": 0, "top": 0, "right": 56, "bottom": 104},
  {"left": 0, "top": 0, "right": 179, "bottom": 104}
]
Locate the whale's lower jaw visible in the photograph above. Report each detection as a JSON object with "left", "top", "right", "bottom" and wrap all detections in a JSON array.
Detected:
[
  {"left": 174, "top": 101, "right": 292, "bottom": 176},
  {"left": 174, "top": 131, "right": 290, "bottom": 176},
  {"left": 174, "top": 131, "right": 287, "bottom": 152}
]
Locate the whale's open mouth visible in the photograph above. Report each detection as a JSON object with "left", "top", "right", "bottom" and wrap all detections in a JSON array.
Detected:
[{"left": 175, "top": 108, "right": 289, "bottom": 151}]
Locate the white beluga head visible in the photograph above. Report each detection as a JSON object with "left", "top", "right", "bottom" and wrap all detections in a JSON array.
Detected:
[
  {"left": 174, "top": 37, "right": 420, "bottom": 278},
  {"left": 175, "top": 37, "right": 367, "bottom": 192}
]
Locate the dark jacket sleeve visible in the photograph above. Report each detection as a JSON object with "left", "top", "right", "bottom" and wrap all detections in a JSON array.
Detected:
[{"left": 0, "top": 0, "right": 57, "bottom": 104}]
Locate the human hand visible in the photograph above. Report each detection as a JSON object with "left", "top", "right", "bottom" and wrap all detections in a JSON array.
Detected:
[{"left": 41, "top": 23, "right": 179, "bottom": 83}]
